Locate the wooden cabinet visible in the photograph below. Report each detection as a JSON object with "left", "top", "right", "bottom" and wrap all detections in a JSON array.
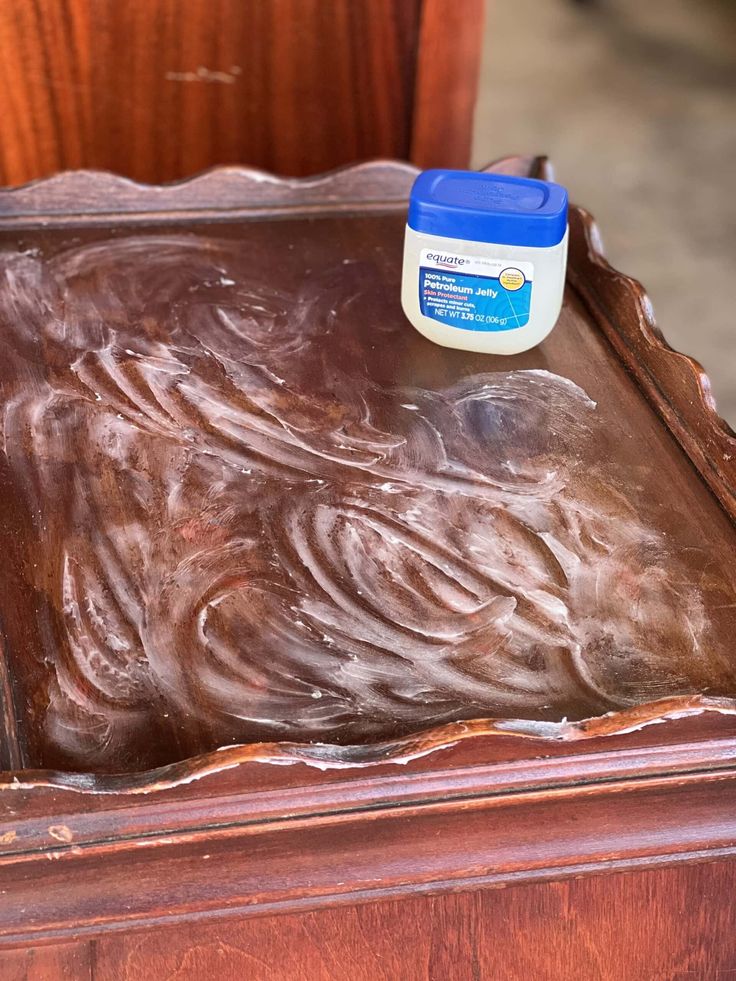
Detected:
[
  {"left": 0, "top": 0, "right": 483, "bottom": 185},
  {"left": 0, "top": 156, "right": 735, "bottom": 978}
]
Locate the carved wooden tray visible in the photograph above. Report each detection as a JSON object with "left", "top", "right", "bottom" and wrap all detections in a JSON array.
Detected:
[{"left": 0, "top": 157, "right": 735, "bottom": 945}]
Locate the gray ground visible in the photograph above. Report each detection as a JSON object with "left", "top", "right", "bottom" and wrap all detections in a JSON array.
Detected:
[{"left": 472, "top": 0, "right": 736, "bottom": 424}]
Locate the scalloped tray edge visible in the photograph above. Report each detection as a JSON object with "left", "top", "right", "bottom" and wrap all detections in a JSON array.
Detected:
[
  {"left": 2, "top": 695, "right": 735, "bottom": 795},
  {"left": 567, "top": 204, "right": 736, "bottom": 520},
  {"left": 0, "top": 159, "right": 421, "bottom": 219}
]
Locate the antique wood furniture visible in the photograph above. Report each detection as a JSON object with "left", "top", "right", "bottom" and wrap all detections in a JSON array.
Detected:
[
  {"left": 0, "top": 156, "right": 735, "bottom": 979},
  {"left": 0, "top": 0, "right": 483, "bottom": 186}
]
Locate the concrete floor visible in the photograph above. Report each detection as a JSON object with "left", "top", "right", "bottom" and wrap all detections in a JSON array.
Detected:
[{"left": 472, "top": 0, "right": 736, "bottom": 424}]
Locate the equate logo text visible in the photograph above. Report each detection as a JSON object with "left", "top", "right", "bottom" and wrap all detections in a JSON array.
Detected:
[{"left": 426, "top": 252, "right": 467, "bottom": 267}]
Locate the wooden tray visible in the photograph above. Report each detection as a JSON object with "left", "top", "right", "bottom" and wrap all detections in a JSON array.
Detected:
[{"left": 0, "top": 156, "right": 735, "bottom": 947}]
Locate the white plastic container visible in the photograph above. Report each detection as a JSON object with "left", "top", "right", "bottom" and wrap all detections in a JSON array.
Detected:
[{"left": 401, "top": 170, "right": 569, "bottom": 355}]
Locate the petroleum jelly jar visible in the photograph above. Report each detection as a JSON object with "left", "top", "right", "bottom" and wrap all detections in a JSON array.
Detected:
[{"left": 401, "top": 170, "right": 569, "bottom": 354}]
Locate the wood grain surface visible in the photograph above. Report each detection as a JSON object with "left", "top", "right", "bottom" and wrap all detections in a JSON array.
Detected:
[
  {"left": 0, "top": 0, "right": 483, "bottom": 185},
  {"left": 84, "top": 863, "right": 736, "bottom": 980},
  {"left": 1, "top": 943, "right": 92, "bottom": 981},
  {"left": 410, "top": 0, "right": 485, "bottom": 169},
  {"left": 2, "top": 862, "right": 735, "bottom": 979}
]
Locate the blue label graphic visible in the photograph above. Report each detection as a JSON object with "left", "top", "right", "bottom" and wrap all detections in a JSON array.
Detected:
[{"left": 419, "top": 267, "right": 531, "bottom": 332}]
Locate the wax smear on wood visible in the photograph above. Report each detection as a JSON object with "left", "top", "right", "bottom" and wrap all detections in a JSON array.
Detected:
[{"left": 0, "top": 235, "right": 735, "bottom": 768}]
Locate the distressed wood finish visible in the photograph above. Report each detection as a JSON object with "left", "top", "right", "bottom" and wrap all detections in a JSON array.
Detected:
[
  {"left": 0, "top": 0, "right": 483, "bottom": 186},
  {"left": 0, "top": 158, "right": 734, "bottom": 966}
]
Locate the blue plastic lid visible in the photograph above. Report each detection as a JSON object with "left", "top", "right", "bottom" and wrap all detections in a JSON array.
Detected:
[{"left": 407, "top": 169, "right": 568, "bottom": 248}]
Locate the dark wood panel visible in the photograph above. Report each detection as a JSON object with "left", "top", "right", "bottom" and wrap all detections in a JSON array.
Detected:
[
  {"left": 3, "top": 863, "right": 736, "bottom": 978},
  {"left": 80, "top": 862, "right": 735, "bottom": 980},
  {"left": 0, "top": 0, "right": 484, "bottom": 186},
  {"left": 0, "top": 0, "right": 421, "bottom": 183}
]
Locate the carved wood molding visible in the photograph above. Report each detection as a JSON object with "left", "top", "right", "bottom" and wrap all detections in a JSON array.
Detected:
[
  {"left": 0, "top": 751, "right": 735, "bottom": 946},
  {"left": 0, "top": 160, "right": 419, "bottom": 223},
  {"left": 567, "top": 205, "right": 736, "bottom": 522}
]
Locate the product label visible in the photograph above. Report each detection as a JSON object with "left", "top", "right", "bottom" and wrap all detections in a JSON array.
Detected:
[{"left": 419, "top": 250, "right": 533, "bottom": 331}]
